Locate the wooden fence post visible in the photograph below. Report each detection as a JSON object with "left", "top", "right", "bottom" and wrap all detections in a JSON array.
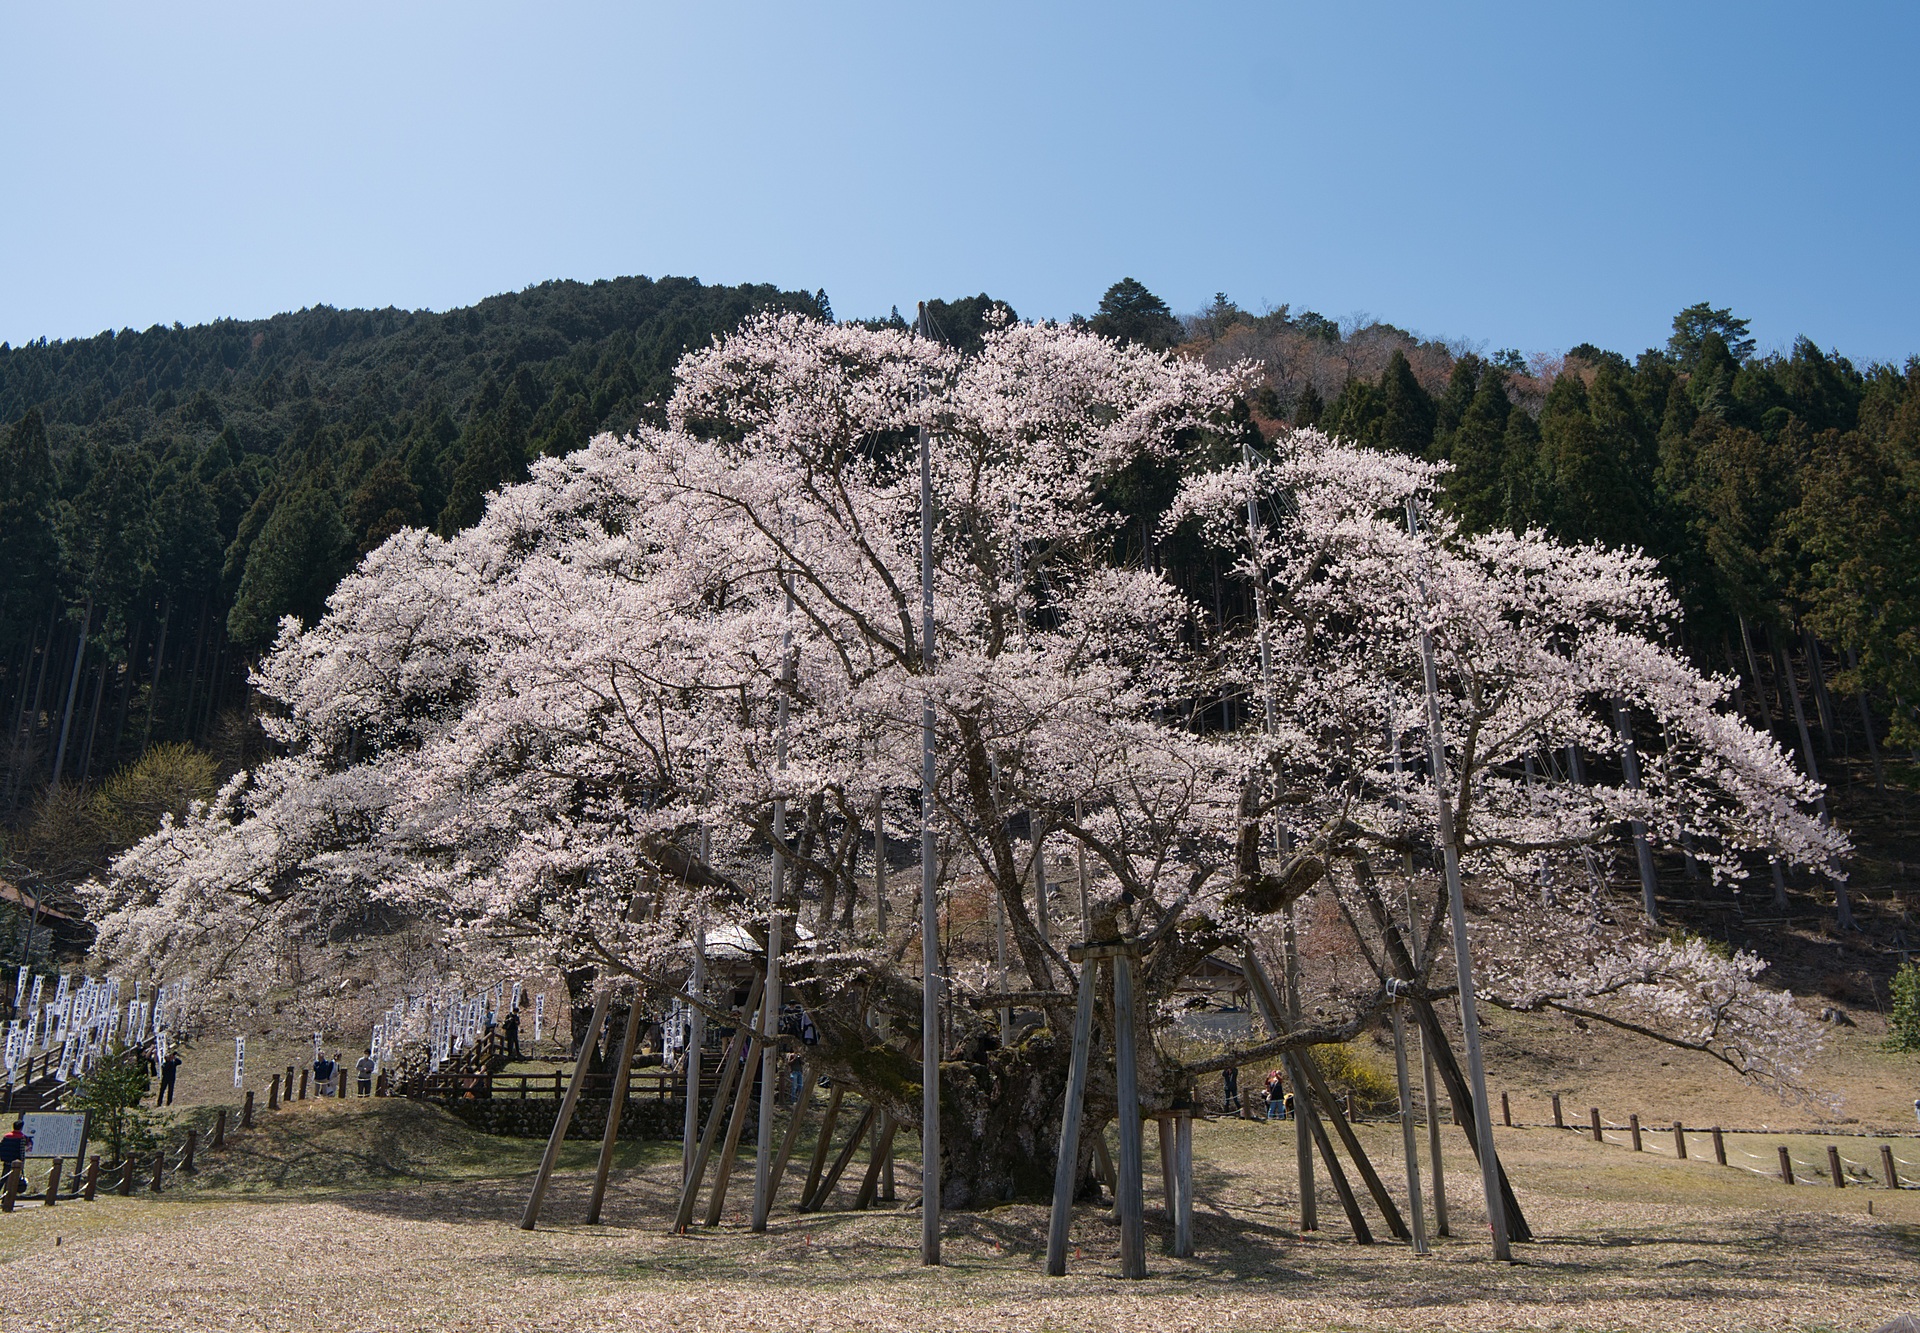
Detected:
[
  {"left": 1827, "top": 1145, "right": 1846, "bottom": 1189},
  {"left": 267, "top": 1074, "right": 279, "bottom": 1111},
  {"left": 1882, "top": 1144, "right": 1898, "bottom": 1189},
  {"left": 1778, "top": 1145, "right": 1794, "bottom": 1185},
  {"left": 1500, "top": 1092, "right": 1511, "bottom": 1127},
  {"left": 2, "top": 1162, "right": 16, "bottom": 1212},
  {"left": 182, "top": 1129, "right": 198, "bottom": 1174},
  {"left": 1589, "top": 1107, "right": 1602, "bottom": 1143},
  {"left": 83, "top": 1156, "right": 99, "bottom": 1201},
  {"left": 1672, "top": 1122, "right": 1686, "bottom": 1160},
  {"left": 118, "top": 1158, "right": 135, "bottom": 1196},
  {"left": 243, "top": 1090, "right": 255, "bottom": 1129},
  {"left": 43, "top": 1158, "right": 61, "bottom": 1205},
  {"left": 1712, "top": 1126, "right": 1726, "bottom": 1166},
  {"left": 298, "top": 1069, "right": 308, "bottom": 1101},
  {"left": 1628, "top": 1114, "right": 1642, "bottom": 1152},
  {"left": 1551, "top": 1094, "right": 1563, "bottom": 1129},
  {"left": 151, "top": 1149, "right": 165, "bottom": 1193},
  {"left": 213, "top": 1108, "right": 227, "bottom": 1150}
]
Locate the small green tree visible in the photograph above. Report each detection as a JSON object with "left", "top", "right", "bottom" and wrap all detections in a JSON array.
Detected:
[
  {"left": 66, "top": 1045, "right": 158, "bottom": 1164},
  {"left": 1888, "top": 963, "right": 1920, "bottom": 1053}
]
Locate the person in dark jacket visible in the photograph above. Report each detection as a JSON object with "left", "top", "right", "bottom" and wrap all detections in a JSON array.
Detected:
[
  {"left": 0, "top": 1120, "right": 27, "bottom": 1178},
  {"left": 158, "top": 1052, "right": 182, "bottom": 1106}
]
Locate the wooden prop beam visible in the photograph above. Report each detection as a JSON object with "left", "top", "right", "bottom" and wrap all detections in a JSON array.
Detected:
[
  {"left": 1046, "top": 952, "right": 1100, "bottom": 1276},
  {"left": 853, "top": 1115, "right": 898, "bottom": 1209},
  {"left": 521, "top": 990, "right": 612, "bottom": 1231},
  {"left": 586, "top": 996, "right": 645, "bottom": 1225},
  {"left": 704, "top": 1000, "right": 771, "bottom": 1226},
  {"left": 804, "top": 1104, "right": 876, "bottom": 1211},
  {"left": 1390, "top": 1001, "right": 1429, "bottom": 1254},
  {"left": 1294, "top": 1049, "right": 1410, "bottom": 1241},
  {"left": 1112, "top": 953, "right": 1147, "bottom": 1280},
  {"left": 800, "top": 1083, "right": 845, "bottom": 1210},
  {"left": 672, "top": 974, "right": 764, "bottom": 1234},
  {"left": 762, "top": 1055, "right": 813, "bottom": 1218},
  {"left": 1172, "top": 1111, "right": 1193, "bottom": 1258}
]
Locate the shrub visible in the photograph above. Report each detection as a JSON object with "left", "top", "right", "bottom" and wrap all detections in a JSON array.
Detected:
[
  {"left": 1887, "top": 963, "right": 1920, "bottom": 1053},
  {"left": 1310, "top": 1041, "right": 1397, "bottom": 1108}
]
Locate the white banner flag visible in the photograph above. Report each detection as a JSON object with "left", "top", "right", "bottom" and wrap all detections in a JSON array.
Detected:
[
  {"left": 534, "top": 993, "right": 544, "bottom": 1044},
  {"left": 234, "top": 1035, "right": 246, "bottom": 1088}
]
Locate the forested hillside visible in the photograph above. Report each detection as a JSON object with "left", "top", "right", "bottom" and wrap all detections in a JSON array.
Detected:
[
  {"left": 0, "top": 276, "right": 828, "bottom": 903},
  {"left": 2, "top": 275, "right": 1916, "bottom": 945}
]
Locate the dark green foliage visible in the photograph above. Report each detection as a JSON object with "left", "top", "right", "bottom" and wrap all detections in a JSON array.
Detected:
[
  {"left": 228, "top": 483, "right": 350, "bottom": 645},
  {"left": 1291, "top": 382, "right": 1324, "bottom": 428},
  {"left": 0, "top": 275, "right": 825, "bottom": 826},
  {"left": 65, "top": 1044, "right": 158, "bottom": 1163},
  {"left": 1888, "top": 963, "right": 1920, "bottom": 1053},
  {"left": 1669, "top": 302, "right": 1756, "bottom": 368},
  {"left": 1375, "top": 349, "right": 1436, "bottom": 456},
  {"left": 1089, "top": 278, "right": 1183, "bottom": 351},
  {"left": 920, "top": 294, "right": 1018, "bottom": 354}
]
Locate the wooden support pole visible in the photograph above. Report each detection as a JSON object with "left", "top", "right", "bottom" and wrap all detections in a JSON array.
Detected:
[
  {"left": 1112, "top": 953, "right": 1148, "bottom": 1280},
  {"left": 1, "top": 1162, "right": 15, "bottom": 1212},
  {"left": 268, "top": 1074, "right": 279, "bottom": 1111},
  {"left": 1171, "top": 1111, "right": 1193, "bottom": 1259},
  {"left": 242, "top": 1091, "right": 254, "bottom": 1129},
  {"left": 151, "top": 1149, "right": 164, "bottom": 1193},
  {"left": 1828, "top": 1145, "right": 1846, "bottom": 1189},
  {"left": 298, "top": 1069, "right": 307, "bottom": 1101},
  {"left": 1156, "top": 1115, "right": 1176, "bottom": 1219},
  {"left": 704, "top": 1001, "right": 770, "bottom": 1225},
  {"left": 586, "top": 995, "right": 646, "bottom": 1225},
  {"left": 1302, "top": 1091, "right": 1372, "bottom": 1243},
  {"left": 1501, "top": 1092, "right": 1511, "bottom": 1127},
  {"left": 1093, "top": 1132, "right": 1116, "bottom": 1191},
  {"left": 1551, "top": 1093, "right": 1563, "bottom": 1129},
  {"left": 117, "top": 1156, "right": 135, "bottom": 1196},
  {"left": 1389, "top": 1001, "right": 1428, "bottom": 1254},
  {"left": 806, "top": 1105, "right": 875, "bottom": 1212},
  {"left": 1289, "top": 1023, "right": 1411, "bottom": 1242},
  {"left": 1713, "top": 1126, "right": 1727, "bottom": 1166},
  {"left": 1403, "top": 994, "right": 1531, "bottom": 1242},
  {"left": 1590, "top": 1107, "right": 1602, "bottom": 1143},
  {"left": 1047, "top": 956, "right": 1099, "bottom": 1277},
  {"left": 800, "top": 1084, "right": 845, "bottom": 1212},
  {"left": 43, "top": 1158, "right": 60, "bottom": 1205},
  {"left": 213, "top": 1107, "right": 227, "bottom": 1150},
  {"left": 1778, "top": 1145, "right": 1794, "bottom": 1185},
  {"left": 1881, "top": 1144, "right": 1897, "bottom": 1189},
  {"left": 672, "top": 977, "right": 764, "bottom": 1234},
  {"left": 521, "top": 989, "right": 612, "bottom": 1232},
  {"left": 765, "top": 1056, "right": 814, "bottom": 1217},
  {"left": 853, "top": 1116, "right": 898, "bottom": 1210},
  {"left": 83, "top": 1156, "right": 99, "bottom": 1201},
  {"left": 1672, "top": 1122, "right": 1686, "bottom": 1160},
  {"left": 1629, "top": 1114, "right": 1642, "bottom": 1152}
]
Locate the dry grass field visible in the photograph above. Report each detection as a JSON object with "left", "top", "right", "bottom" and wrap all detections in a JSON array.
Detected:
[{"left": 1, "top": 1058, "right": 1917, "bottom": 1333}]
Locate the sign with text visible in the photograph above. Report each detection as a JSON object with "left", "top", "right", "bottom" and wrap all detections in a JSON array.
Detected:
[{"left": 21, "top": 1112, "right": 87, "bottom": 1159}]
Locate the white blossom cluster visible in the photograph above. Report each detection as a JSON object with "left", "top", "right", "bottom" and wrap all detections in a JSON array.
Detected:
[{"left": 84, "top": 314, "right": 1842, "bottom": 1092}]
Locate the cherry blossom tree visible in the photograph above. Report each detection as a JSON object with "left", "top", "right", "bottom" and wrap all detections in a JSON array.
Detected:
[{"left": 88, "top": 315, "right": 1843, "bottom": 1208}]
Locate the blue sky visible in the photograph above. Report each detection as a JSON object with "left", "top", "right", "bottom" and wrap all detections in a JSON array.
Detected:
[{"left": 4, "top": 3, "right": 1916, "bottom": 362}]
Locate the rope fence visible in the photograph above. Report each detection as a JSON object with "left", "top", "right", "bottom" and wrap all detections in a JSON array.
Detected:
[{"left": 1484, "top": 1091, "right": 1920, "bottom": 1191}]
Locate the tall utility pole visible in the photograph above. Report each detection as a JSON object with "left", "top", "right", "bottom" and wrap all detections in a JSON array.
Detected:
[
  {"left": 916, "top": 304, "right": 942, "bottom": 1266},
  {"left": 1243, "top": 442, "right": 1314, "bottom": 1231},
  {"left": 1406, "top": 500, "right": 1509, "bottom": 1261},
  {"left": 751, "top": 569, "right": 795, "bottom": 1231}
]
